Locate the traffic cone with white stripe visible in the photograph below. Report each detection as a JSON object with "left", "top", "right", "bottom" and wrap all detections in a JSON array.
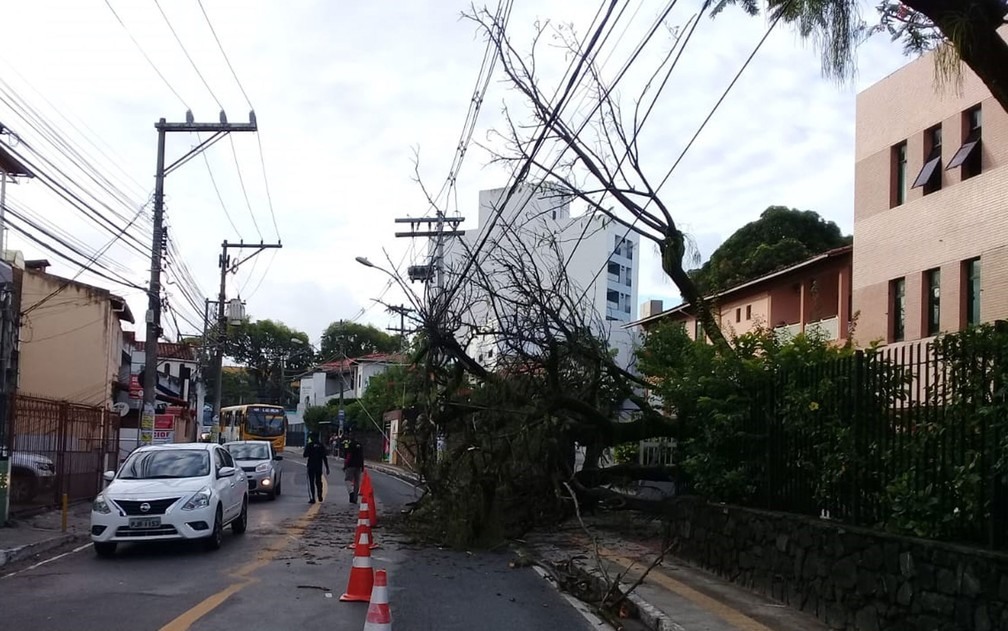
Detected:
[
  {"left": 363, "top": 569, "right": 392, "bottom": 630},
  {"left": 339, "top": 527, "right": 375, "bottom": 602},
  {"left": 362, "top": 471, "right": 379, "bottom": 529},
  {"left": 347, "top": 497, "right": 379, "bottom": 550}
]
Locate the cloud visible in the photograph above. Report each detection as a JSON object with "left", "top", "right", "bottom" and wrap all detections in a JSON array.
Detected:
[{"left": 0, "top": 0, "right": 913, "bottom": 344}]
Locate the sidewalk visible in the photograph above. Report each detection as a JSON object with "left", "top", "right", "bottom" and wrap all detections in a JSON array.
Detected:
[
  {"left": 0, "top": 503, "right": 91, "bottom": 570},
  {"left": 525, "top": 512, "right": 828, "bottom": 631}
]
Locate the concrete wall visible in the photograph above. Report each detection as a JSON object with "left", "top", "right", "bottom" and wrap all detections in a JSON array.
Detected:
[
  {"left": 854, "top": 30, "right": 1008, "bottom": 344},
  {"left": 17, "top": 271, "right": 119, "bottom": 406},
  {"left": 668, "top": 497, "right": 1008, "bottom": 631}
]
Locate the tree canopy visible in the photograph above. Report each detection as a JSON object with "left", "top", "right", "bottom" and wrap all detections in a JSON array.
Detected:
[
  {"left": 689, "top": 206, "right": 850, "bottom": 294},
  {"left": 319, "top": 320, "right": 401, "bottom": 361},
  {"left": 707, "top": 0, "right": 1008, "bottom": 114},
  {"left": 223, "top": 319, "right": 312, "bottom": 406}
]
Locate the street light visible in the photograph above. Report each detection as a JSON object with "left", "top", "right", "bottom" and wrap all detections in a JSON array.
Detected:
[{"left": 355, "top": 256, "right": 374, "bottom": 268}]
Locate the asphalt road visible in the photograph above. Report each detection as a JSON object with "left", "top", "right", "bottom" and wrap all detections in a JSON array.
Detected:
[{"left": 0, "top": 451, "right": 601, "bottom": 631}]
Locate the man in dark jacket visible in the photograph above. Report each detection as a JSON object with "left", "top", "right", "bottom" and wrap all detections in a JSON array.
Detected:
[
  {"left": 343, "top": 428, "right": 364, "bottom": 504},
  {"left": 302, "top": 433, "right": 330, "bottom": 503}
]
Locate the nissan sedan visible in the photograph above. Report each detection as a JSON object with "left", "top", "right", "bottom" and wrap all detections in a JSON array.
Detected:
[{"left": 90, "top": 443, "right": 248, "bottom": 557}]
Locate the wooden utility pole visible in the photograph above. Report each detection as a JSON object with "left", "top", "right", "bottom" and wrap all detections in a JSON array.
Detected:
[{"left": 142, "top": 111, "right": 257, "bottom": 447}]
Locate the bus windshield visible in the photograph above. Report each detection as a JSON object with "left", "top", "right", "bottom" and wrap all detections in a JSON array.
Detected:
[{"left": 246, "top": 408, "right": 285, "bottom": 437}]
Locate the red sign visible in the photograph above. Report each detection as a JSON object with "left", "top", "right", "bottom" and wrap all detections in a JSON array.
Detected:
[
  {"left": 129, "top": 375, "right": 142, "bottom": 399},
  {"left": 154, "top": 414, "right": 175, "bottom": 430}
]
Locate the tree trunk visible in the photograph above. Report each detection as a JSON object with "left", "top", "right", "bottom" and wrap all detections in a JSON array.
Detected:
[{"left": 907, "top": 0, "right": 1008, "bottom": 114}]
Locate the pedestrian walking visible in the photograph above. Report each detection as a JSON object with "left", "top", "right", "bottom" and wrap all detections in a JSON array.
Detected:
[
  {"left": 302, "top": 433, "right": 330, "bottom": 504},
  {"left": 343, "top": 428, "right": 365, "bottom": 503}
]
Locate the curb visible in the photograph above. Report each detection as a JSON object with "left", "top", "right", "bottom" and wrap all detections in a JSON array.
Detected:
[
  {"left": 366, "top": 462, "right": 421, "bottom": 486},
  {"left": 566, "top": 556, "right": 684, "bottom": 631},
  {"left": 0, "top": 532, "right": 87, "bottom": 571}
]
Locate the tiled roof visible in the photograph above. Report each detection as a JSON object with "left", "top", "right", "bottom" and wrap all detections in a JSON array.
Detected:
[
  {"left": 315, "top": 353, "right": 403, "bottom": 373},
  {"left": 133, "top": 341, "right": 197, "bottom": 361}
]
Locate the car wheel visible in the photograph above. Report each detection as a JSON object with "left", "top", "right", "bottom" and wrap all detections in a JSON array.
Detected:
[
  {"left": 93, "top": 542, "right": 117, "bottom": 558},
  {"left": 10, "top": 471, "right": 36, "bottom": 504},
  {"left": 267, "top": 477, "right": 277, "bottom": 501},
  {"left": 204, "top": 506, "right": 223, "bottom": 551},
  {"left": 232, "top": 497, "right": 248, "bottom": 535},
  {"left": 275, "top": 475, "right": 282, "bottom": 496}
]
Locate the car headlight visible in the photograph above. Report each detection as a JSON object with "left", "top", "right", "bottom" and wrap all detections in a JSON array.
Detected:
[
  {"left": 182, "top": 486, "right": 212, "bottom": 511},
  {"left": 255, "top": 462, "right": 271, "bottom": 473},
  {"left": 92, "top": 495, "right": 112, "bottom": 514}
]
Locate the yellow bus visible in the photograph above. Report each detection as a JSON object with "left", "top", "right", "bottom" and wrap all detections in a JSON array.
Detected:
[{"left": 219, "top": 404, "right": 288, "bottom": 452}]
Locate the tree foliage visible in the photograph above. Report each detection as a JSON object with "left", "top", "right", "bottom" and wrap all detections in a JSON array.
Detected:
[
  {"left": 688, "top": 206, "right": 851, "bottom": 294},
  {"left": 707, "top": 0, "right": 1008, "bottom": 114},
  {"left": 319, "top": 320, "right": 401, "bottom": 362},
  {"left": 223, "top": 319, "right": 311, "bottom": 406},
  {"left": 220, "top": 367, "right": 259, "bottom": 407}
]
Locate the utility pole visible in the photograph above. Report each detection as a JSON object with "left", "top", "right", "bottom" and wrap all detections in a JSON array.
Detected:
[
  {"left": 141, "top": 111, "right": 257, "bottom": 447},
  {"left": 385, "top": 304, "right": 413, "bottom": 350},
  {"left": 209, "top": 239, "right": 282, "bottom": 443},
  {"left": 394, "top": 214, "right": 464, "bottom": 302}
]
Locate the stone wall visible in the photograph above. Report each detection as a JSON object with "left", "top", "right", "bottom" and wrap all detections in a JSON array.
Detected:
[{"left": 667, "top": 497, "right": 1008, "bottom": 631}]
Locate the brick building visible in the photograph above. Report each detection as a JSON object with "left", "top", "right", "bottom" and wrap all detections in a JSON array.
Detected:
[{"left": 853, "top": 33, "right": 1008, "bottom": 345}]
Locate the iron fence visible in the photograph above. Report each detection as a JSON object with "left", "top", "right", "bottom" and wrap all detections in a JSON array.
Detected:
[
  {"left": 745, "top": 337, "right": 1008, "bottom": 550},
  {"left": 5, "top": 394, "right": 119, "bottom": 515}
]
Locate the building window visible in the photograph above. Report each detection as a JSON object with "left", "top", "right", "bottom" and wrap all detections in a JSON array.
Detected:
[
  {"left": 890, "top": 277, "right": 906, "bottom": 342},
  {"left": 948, "top": 105, "right": 982, "bottom": 179},
  {"left": 923, "top": 268, "right": 940, "bottom": 337},
  {"left": 745, "top": 305, "right": 752, "bottom": 320},
  {"left": 913, "top": 125, "right": 942, "bottom": 194},
  {"left": 963, "top": 257, "right": 981, "bottom": 326},
  {"left": 891, "top": 141, "right": 907, "bottom": 207},
  {"left": 735, "top": 308, "right": 741, "bottom": 323},
  {"left": 607, "top": 261, "right": 620, "bottom": 278},
  {"left": 694, "top": 319, "right": 704, "bottom": 342}
]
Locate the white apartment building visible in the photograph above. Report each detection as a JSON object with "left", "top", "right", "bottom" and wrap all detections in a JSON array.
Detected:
[{"left": 443, "top": 184, "right": 641, "bottom": 370}]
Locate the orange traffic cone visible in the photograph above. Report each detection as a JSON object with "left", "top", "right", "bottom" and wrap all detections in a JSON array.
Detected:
[
  {"left": 347, "top": 497, "right": 380, "bottom": 550},
  {"left": 340, "top": 527, "right": 375, "bottom": 602},
  {"left": 363, "top": 472, "right": 379, "bottom": 528},
  {"left": 363, "top": 569, "right": 392, "bottom": 630}
]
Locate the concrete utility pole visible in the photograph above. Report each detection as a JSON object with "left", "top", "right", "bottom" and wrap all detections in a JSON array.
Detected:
[
  {"left": 209, "top": 239, "right": 282, "bottom": 443},
  {"left": 394, "top": 213, "right": 464, "bottom": 302},
  {"left": 141, "top": 112, "right": 257, "bottom": 447},
  {"left": 385, "top": 304, "right": 414, "bottom": 350}
]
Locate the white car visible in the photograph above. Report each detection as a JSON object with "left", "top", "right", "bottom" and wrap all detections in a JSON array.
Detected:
[
  {"left": 224, "top": 440, "right": 283, "bottom": 500},
  {"left": 90, "top": 442, "right": 249, "bottom": 557}
]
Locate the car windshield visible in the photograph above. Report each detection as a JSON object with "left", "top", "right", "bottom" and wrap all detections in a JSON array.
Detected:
[
  {"left": 227, "top": 443, "right": 270, "bottom": 460},
  {"left": 246, "top": 408, "right": 285, "bottom": 437},
  {"left": 117, "top": 449, "right": 210, "bottom": 480}
]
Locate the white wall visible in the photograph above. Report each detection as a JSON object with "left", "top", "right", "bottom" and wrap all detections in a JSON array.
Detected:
[{"left": 444, "top": 184, "right": 642, "bottom": 372}]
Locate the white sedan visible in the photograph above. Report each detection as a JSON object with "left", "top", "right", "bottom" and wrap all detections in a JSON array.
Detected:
[{"left": 90, "top": 442, "right": 249, "bottom": 557}]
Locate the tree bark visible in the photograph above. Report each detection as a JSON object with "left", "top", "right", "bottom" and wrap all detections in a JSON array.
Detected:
[{"left": 907, "top": 0, "right": 1008, "bottom": 114}]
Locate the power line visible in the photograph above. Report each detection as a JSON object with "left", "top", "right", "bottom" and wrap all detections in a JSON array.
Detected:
[
  {"left": 103, "top": 0, "right": 189, "bottom": 108},
  {"left": 195, "top": 0, "right": 253, "bottom": 109},
  {"left": 228, "top": 135, "right": 262, "bottom": 239},
  {"left": 153, "top": 0, "right": 224, "bottom": 109}
]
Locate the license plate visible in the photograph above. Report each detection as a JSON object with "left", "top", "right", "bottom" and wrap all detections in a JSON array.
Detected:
[{"left": 128, "top": 517, "right": 161, "bottom": 529}]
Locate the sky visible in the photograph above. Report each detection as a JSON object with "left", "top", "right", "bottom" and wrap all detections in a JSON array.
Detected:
[{"left": 0, "top": 0, "right": 916, "bottom": 349}]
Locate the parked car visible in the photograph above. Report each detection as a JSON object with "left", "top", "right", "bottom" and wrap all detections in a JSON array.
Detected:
[
  {"left": 224, "top": 440, "right": 283, "bottom": 500},
  {"left": 90, "top": 442, "right": 248, "bottom": 557},
  {"left": 8, "top": 450, "right": 56, "bottom": 504}
]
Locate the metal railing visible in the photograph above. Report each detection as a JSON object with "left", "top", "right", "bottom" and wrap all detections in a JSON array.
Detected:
[{"left": 5, "top": 394, "right": 119, "bottom": 515}]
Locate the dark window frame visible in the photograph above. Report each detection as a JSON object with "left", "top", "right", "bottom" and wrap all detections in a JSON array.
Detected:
[
  {"left": 745, "top": 305, "right": 752, "bottom": 320},
  {"left": 890, "top": 277, "right": 906, "bottom": 342},
  {"left": 914, "top": 125, "right": 943, "bottom": 194},
  {"left": 923, "top": 268, "right": 941, "bottom": 337},
  {"left": 891, "top": 141, "right": 908, "bottom": 207},
  {"left": 964, "top": 257, "right": 981, "bottom": 327},
  {"left": 948, "top": 105, "right": 982, "bottom": 179}
]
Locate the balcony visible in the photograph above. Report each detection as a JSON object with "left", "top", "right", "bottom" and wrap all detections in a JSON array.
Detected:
[{"left": 774, "top": 316, "right": 840, "bottom": 341}]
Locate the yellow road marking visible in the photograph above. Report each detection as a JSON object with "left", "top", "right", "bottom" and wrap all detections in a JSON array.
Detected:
[
  {"left": 159, "top": 478, "right": 326, "bottom": 631},
  {"left": 598, "top": 548, "right": 773, "bottom": 631}
]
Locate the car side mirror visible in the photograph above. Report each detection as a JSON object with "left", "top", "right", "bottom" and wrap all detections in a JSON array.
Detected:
[
  {"left": 274, "top": 455, "right": 283, "bottom": 461},
  {"left": 103, "top": 470, "right": 115, "bottom": 482},
  {"left": 218, "top": 466, "right": 237, "bottom": 478}
]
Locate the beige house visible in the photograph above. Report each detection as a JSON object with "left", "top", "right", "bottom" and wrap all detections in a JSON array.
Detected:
[
  {"left": 854, "top": 31, "right": 1008, "bottom": 345},
  {"left": 17, "top": 260, "right": 134, "bottom": 407},
  {"left": 630, "top": 245, "right": 853, "bottom": 346}
]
